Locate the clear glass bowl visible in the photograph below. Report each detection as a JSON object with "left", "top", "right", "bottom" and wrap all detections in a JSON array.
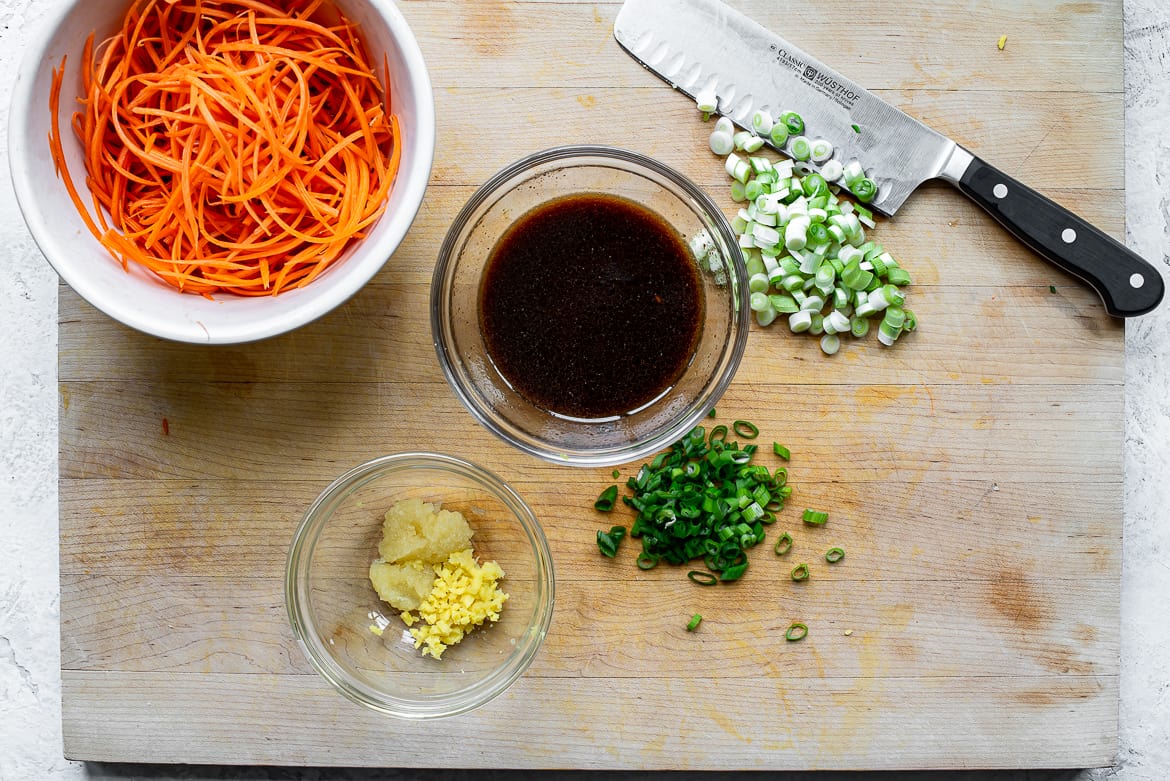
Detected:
[
  {"left": 285, "top": 452, "right": 554, "bottom": 719},
  {"left": 431, "top": 145, "right": 749, "bottom": 467}
]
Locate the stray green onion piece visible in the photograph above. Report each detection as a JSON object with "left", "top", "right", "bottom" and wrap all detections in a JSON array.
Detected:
[
  {"left": 686, "top": 613, "right": 703, "bottom": 631},
  {"left": 785, "top": 622, "right": 809, "bottom": 641},
  {"left": 1049, "top": 285, "right": 1057, "bottom": 294},
  {"left": 773, "top": 442, "right": 790, "bottom": 460},
  {"left": 774, "top": 531, "right": 794, "bottom": 556},
  {"left": 612, "top": 469, "right": 621, "bottom": 479},
  {"left": 708, "top": 407, "right": 717, "bottom": 418},
  {"left": 802, "top": 508, "right": 829, "bottom": 525},
  {"left": 825, "top": 547, "right": 845, "bottom": 563},
  {"left": 791, "top": 562, "right": 811, "bottom": 581},
  {"left": 733, "top": 419, "right": 759, "bottom": 439},
  {"left": 637, "top": 552, "right": 659, "bottom": 570},
  {"left": 596, "top": 525, "right": 626, "bottom": 558},
  {"left": 851, "top": 123, "right": 861, "bottom": 134},
  {"left": 688, "top": 569, "right": 719, "bottom": 586},
  {"left": 594, "top": 485, "right": 619, "bottom": 512}
]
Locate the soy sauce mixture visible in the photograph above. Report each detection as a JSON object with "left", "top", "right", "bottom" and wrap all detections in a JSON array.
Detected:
[{"left": 479, "top": 193, "right": 704, "bottom": 419}]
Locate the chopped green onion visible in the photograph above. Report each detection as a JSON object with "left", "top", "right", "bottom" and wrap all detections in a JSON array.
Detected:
[
  {"left": 802, "top": 508, "right": 829, "bottom": 525},
  {"left": 790, "top": 563, "right": 811, "bottom": 581},
  {"left": 772, "top": 442, "right": 790, "bottom": 460},
  {"left": 810, "top": 138, "right": 834, "bottom": 163},
  {"left": 773, "top": 531, "right": 793, "bottom": 555},
  {"left": 785, "top": 622, "right": 809, "bottom": 641},
  {"left": 825, "top": 547, "right": 845, "bottom": 563},
  {"left": 709, "top": 130, "right": 735, "bottom": 156},
  {"left": 733, "top": 420, "right": 759, "bottom": 439},
  {"left": 596, "top": 525, "right": 626, "bottom": 558},
  {"left": 686, "top": 613, "right": 703, "bottom": 631},
  {"left": 789, "top": 136, "right": 812, "bottom": 161},
  {"left": 779, "top": 110, "right": 804, "bottom": 135},
  {"left": 612, "top": 469, "right": 621, "bottom": 479},
  {"left": 688, "top": 570, "right": 718, "bottom": 586},
  {"left": 695, "top": 88, "right": 718, "bottom": 119},
  {"left": 851, "top": 123, "right": 861, "bottom": 134},
  {"left": 637, "top": 552, "right": 659, "bottom": 570},
  {"left": 769, "top": 123, "right": 790, "bottom": 148},
  {"left": 594, "top": 484, "right": 619, "bottom": 512},
  {"left": 699, "top": 119, "right": 918, "bottom": 354},
  {"left": 853, "top": 178, "right": 877, "bottom": 203},
  {"left": 751, "top": 109, "right": 774, "bottom": 135}
]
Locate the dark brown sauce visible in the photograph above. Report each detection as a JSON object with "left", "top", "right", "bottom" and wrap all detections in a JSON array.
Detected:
[{"left": 479, "top": 193, "right": 704, "bottom": 419}]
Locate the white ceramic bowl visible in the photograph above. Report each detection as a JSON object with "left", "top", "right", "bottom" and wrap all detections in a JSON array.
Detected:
[{"left": 8, "top": 0, "right": 435, "bottom": 344}]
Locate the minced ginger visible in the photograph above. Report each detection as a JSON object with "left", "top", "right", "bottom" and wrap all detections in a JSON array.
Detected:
[{"left": 368, "top": 498, "right": 508, "bottom": 660}]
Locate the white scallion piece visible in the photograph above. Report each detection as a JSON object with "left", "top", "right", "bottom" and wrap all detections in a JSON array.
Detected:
[
  {"left": 820, "top": 159, "right": 844, "bottom": 182},
  {"left": 788, "top": 310, "right": 813, "bottom": 333},
  {"left": 810, "top": 138, "right": 834, "bottom": 163},
  {"left": 751, "top": 109, "right": 774, "bottom": 135},
  {"left": 752, "top": 223, "right": 781, "bottom": 248},
  {"left": 820, "top": 333, "right": 841, "bottom": 355},
  {"left": 709, "top": 130, "right": 734, "bottom": 156},
  {"left": 714, "top": 116, "right": 735, "bottom": 136},
  {"left": 800, "top": 294, "right": 825, "bottom": 312},
  {"left": 842, "top": 160, "right": 865, "bottom": 185},
  {"left": 785, "top": 217, "right": 810, "bottom": 252},
  {"left": 695, "top": 88, "right": 718, "bottom": 117},
  {"left": 742, "top": 135, "right": 765, "bottom": 153},
  {"left": 789, "top": 136, "right": 812, "bottom": 161},
  {"left": 827, "top": 310, "right": 851, "bottom": 334}
]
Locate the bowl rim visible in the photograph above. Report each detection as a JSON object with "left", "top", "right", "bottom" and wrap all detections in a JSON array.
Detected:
[
  {"left": 431, "top": 144, "right": 750, "bottom": 467},
  {"left": 7, "top": 0, "right": 436, "bottom": 345},
  {"left": 285, "top": 451, "right": 555, "bottom": 719}
]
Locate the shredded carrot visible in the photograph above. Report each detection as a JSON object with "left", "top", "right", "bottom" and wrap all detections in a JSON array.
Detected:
[{"left": 49, "top": 0, "right": 401, "bottom": 296}]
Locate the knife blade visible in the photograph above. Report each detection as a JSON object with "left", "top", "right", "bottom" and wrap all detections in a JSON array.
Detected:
[{"left": 613, "top": 0, "right": 1164, "bottom": 317}]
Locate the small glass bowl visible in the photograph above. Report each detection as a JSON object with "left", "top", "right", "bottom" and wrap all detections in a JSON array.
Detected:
[
  {"left": 285, "top": 452, "right": 554, "bottom": 719},
  {"left": 431, "top": 145, "right": 749, "bottom": 467}
]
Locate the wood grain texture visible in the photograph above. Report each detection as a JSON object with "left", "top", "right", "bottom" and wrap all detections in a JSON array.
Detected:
[{"left": 58, "top": 0, "right": 1126, "bottom": 769}]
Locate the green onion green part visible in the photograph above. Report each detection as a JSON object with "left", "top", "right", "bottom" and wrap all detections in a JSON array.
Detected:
[
  {"left": 687, "top": 570, "right": 719, "bottom": 586},
  {"left": 825, "top": 547, "right": 845, "bottom": 563},
  {"left": 596, "top": 525, "right": 626, "bottom": 558},
  {"left": 733, "top": 420, "right": 760, "bottom": 439},
  {"left": 802, "top": 508, "right": 829, "bottom": 525},
  {"left": 774, "top": 531, "right": 794, "bottom": 556},
  {"left": 594, "top": 485, "right": 619, "bottom": 512},
  {"left": 686, "top": 613, "right": 703, "bottom": 631},
  {"left": 785, "top": 622, "right": 809, "bottom": 641},
  {"left": 773, "top": 442, "right": 790, "bottom": 460},
  {"left": 791, "top": 562, "right": 811, "bottom": 581}
]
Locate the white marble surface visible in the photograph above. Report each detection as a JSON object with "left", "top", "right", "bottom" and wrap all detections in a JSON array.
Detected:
[{"left": 2, "top": 0, "right": 1169, "bottom": 778}]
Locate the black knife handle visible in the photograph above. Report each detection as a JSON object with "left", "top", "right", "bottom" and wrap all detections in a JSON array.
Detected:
[{"left": 953, "top": 155, "right": 1164, "bottom": 317}]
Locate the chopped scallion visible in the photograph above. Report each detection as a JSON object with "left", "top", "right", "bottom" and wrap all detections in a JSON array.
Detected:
[
  {"left": 785, "top": 622, "right": 809, "bottom": 641},
  {"left": 594, "top": 485, "right": 619, "bottom": 512},
  {"left": 686, "top": 613, "right": 703, "bottom": 631},
  {"left": 825, "top": 547, "right": 845, "bottom": 563},
  {"left": 790, "top": 562, "right": 811, "bottom": 581},
  {"left": 802, "top": 508, "right": 829, "bottom": 525}
]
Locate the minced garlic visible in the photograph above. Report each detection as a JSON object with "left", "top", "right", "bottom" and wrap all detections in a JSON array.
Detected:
[
  {"left": 401, "top": 549, "right": 508, "bottom": 660},
  {"left": 368, "top": 499, "right": 508, "bottom": 660}
]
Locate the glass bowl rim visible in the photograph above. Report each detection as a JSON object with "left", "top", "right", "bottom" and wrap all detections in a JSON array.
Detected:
[{"left": 430, "top": 144, "right": 750, "bottom": 467}]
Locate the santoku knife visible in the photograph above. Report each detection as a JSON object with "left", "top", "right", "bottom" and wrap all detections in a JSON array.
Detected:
[{"left": 613, "top": 0, "right": 1164, "bottom": 317}]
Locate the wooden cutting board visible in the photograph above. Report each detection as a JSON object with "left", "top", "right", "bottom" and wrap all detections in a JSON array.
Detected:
[{"left": 58, "top": 0, "right": 1126, "bottom": 770}]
